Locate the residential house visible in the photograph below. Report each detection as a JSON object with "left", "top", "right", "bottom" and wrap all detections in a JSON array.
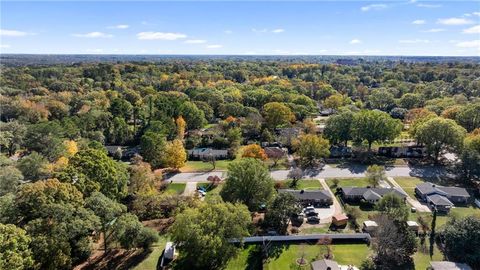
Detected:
[
  {"left": 415, "top": 182, "right": 470, "bottom": 213},
  {"left": 428, "top": 261, "right": 472, "bottom": 270},
  {"left": 339, "top": 187, "right": 408, "bottom": 204},
  {"left": 278, "top": 189, "right": 333, "bottom": 207},
  {"left": 187, "top": 148, "right": 229, "bottom": 160},
  {"left": 311, "top": 259, "right": 340, "bottom": 270},
  {"left": 362, "top": 220, "right": 378, "bottom": 234}
]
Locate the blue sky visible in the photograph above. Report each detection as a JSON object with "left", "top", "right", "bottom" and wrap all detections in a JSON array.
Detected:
[{"left": 1, "top": 1, "right": 479, "bottom": 56}]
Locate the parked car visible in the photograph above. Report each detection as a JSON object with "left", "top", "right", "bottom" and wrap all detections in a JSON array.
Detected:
[
  {"left": 197, "top": 190, "right": 206, "bottom": 196},
  {"left": 307, "top": 216, "right": 320, "bottom": 223},
  {"left": 306, "top": 211, "right": 318, "bottom": 217},
  {"left": 304, "top": 206, "right": 315, "bottom": 213}
]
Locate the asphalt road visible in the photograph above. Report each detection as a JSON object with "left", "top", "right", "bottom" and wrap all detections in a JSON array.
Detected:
[{"left": 166, "top": 164, "right": 450, "bottom": 182}]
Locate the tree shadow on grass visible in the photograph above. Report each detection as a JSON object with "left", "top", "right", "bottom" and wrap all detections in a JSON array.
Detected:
[{"left": 79, "top": 249, "right": 152, "bottom": 270}]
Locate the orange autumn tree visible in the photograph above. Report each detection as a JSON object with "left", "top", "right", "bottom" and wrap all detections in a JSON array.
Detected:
[{"left": 242, "top": 144, "right": 267, "bottom": 161}]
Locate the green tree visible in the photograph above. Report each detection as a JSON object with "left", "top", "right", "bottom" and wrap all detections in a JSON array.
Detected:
[
  {"left": 0, "top": 120, "right": 26, "bottom": 156},
  {"left": 15, "top": 178, "right": 84, "bottom": 222},
  {"left": 415, "top": 117, "right": 466, "bottom": 162},
  {"left": 128, "top": 157, "right": 158, "bottom": 195},
  {"left": 376, "top": 193, "right": 409, "bottom": 222},
  {"left": 179, "top": 101, "right": 207, "bottom": 130},
  {"left": 26, "top": 203, "right": 100, "bottom": 270},
  {"left": 368, "top": 89, "right": 395, "bottom": 111},
  {"left": 23, "top": 121, "right": 65, "bottom": 161},
  {"left": 0, "top": 165, "right": 23, "bottom": 196},
  {"left": 16, "top": 151, "right": 49, "bottom": 181},
  {"left": 112, "top": 213, "right": 158, "bottom": 249},
  {"left": 441, "top": 216, "right": 480, "bottom": 268},
  {"left": 140, "top": 131, "right": 167, "bottom": 168},
  {"left": 263, "top": 102, "right": 295, "bottom": 128},
  {"left": 461, "top": 133, "right": 480, "bottom": 180},
  {"left": 66, "top": 148, "right": 129, "bottom": 199},
  {"left": 221, "top": 158, "right": 275, "bottom": 211},
  {"left": 365, "top": 165, "right": 386, "bottom": 188},
  {"left": 456, "top": 103, "right": 480, "bottom": 132},
  {"left": 169, "top": 202, "right": 251, "bottom": 270},
  {"left": 0, "top": 223, "right": 34, "bottom": 270},
  {"left": 295, "top": 134, "right": 330, "bottom": 168},
  {"left": 85, "top": 192, "right": 126, "bottom": 251},
  {"left": 264, "top": 193, "right": 301, "bottom": 235},
  {"left": 352, "top": 110, "right": 402, "bottom": 152},
  {"left": 373, "top": 215, "right": 417, "bottom": 269},
  {"left": 324, "top": 110, "right": 354, "bottom": 145}
]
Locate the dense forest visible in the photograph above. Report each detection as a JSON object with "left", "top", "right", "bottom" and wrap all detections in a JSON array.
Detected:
[{"left": 1, "top": 58, "right": 480, "bottom": 269}]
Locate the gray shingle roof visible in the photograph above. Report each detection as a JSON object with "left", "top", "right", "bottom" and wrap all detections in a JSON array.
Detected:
[
  {"left": 430, "top": 261, "right": 472, "bottom": 270},
  {"left": 278, "top": 189, "right": 332, "bottom": 201},
  {"left": 427, "top": 194, "right": 454, "bottom": 206},
  {"left": 363, "top": 189, "right": 382, "bottom": 201},
  {"left": 416, "top": 182, "right": 470, "bottom": 198},
  {"left": 311, "top": 259, "right": 340, "bottom": 270},
  {"left": 341, "top": 187, "right": 407, "bottom": 199}
]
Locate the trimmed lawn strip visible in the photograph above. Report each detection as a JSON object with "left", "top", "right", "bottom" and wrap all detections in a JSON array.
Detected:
[
  {"left": 165, "top": 183, "right": 186, "bottom": 194},
  {"left": 392, "top": 177, "right": 425, "bottom": 198},
  {"left": 325, "top": 178, "right": 371, "bottom": 189},
  {"left": 279, "top": 179, "right": 323, "bottom": 190},
  {"left": 264, "top": 244, "right": 370, "bottom": 270},
  {"left": 133, "top": 236, "right": 168, "bottom": 270}
]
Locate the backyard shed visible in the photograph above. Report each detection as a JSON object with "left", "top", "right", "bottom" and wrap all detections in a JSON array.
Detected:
[
  {"left": 332, "top": 213, "right": 349, "bottom": 227},
  {"left": 362, "top": 220, "right": 378, "bottom": 234}
]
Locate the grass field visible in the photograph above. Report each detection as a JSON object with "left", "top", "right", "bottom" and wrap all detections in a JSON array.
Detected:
[
  {"left": 180, "top": 160, "right": 232, "bottom": 172},
  {"left": 413, "top": 242, "right": 443, "bottom": 270},
  {"left": 280, "top": 179, "right": 323, "bottom": 190},
  {"left": 325, "top": 178, "right": 371, "bottom": 189},
  {"left": 197, "top": 182, "right": 224, "bottom": 201},
  {"left": 165, "top": 183, "right": 186, "bottom": 194},
  {"left": 133, "top": 237, "right": 168, "bottom": 270},
  {"left": 392, "top": 177, "right": 425, "bottom": 198},
  {"left": 226, "top": 244, "right": 370, "bottom": 270}
]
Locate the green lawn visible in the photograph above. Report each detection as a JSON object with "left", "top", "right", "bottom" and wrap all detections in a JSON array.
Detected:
[
  {"left": 325, "top": 178, "right": 371, "bottom": 189},
  {"left": 264, "top": 244, "right": 370, "bottom": 270},
  {"left": 392, "top": 177, "right": 425, "bottom": 198},
  {"left": 413, "top": 241, "right": 443, "bottom": 270},
  {"left": 181, "top": 160, "right": 232, "bottom": 172},
  {"left": 280, "top": 179, "right": 323, "bottom": 190},
  {"left": 133, "top": 236, "right": 168, "bottom": 270},
  {"left": 165, "top": 183, "right": 186, "bottom": 194},
  {"left": 197, "top": 182, "right": 224, "bottom": 201}
]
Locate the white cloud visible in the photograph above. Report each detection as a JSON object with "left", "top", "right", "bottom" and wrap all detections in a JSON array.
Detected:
[
  {"left": 412, "top": 20, "right": 426, "bottom": 25},
  {"left": 85, "top": 48, "right": 104, "bottom": 53},
  {"left": 463, "top": 25, "right": 480, "bottom": 34},
  {"left": 272, "top": 28, "right": 285, "bottom": 33},
  {"left": 224, "top": 30, "right": 233, "bottom": 34},
  {"left": 473, "top": 12, "right": 480, "bottom": 17},
  {"left": 416, "top": 3, "right": 442, "bottom": 8},
  {"left": 399, "top": 39, "right": 430, "bottom": 44},
  {"left": 137, "top": 32, "right": 187, "bottom": 40},
  {"left": 0, "top": 29, "right": 30, "bottom": 37},
  {"left": 456, "top": 40, "right": 480, "bottom": 48},
  {"left": 437, "top": 18, "right": 474, "bottom": 25},
  {"left": 206, "top": 44, "right": 222, "bottom": 49},
  {"left": 0, "top": 44, "right": 11, "bottom": 48},
  {"left": 185, "top": 39, "right": 207, "bottom": 44},
  {"left": 72, "top": 32, "right": 113, "bottom": 38},
  {"left": 350, "top": 39, "right": 361, "bottom": 44},
  {"left": 108, "top": 24, "right": 129, "bottom": 29},
  {"left": 252, "top": 28, "right": 268, "bottom": 33},
  {"left": 422, "top": 28, "right": 445, "bottom": 33},
  {"left": 361, "top": 4, "right": 387, "bottom": 12}
]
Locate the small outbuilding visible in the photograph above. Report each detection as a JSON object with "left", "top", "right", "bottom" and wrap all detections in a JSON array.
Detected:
[
  {"left": 406, "top": 220, "right": 419, "bottom": 233},
  {"left": 362, "top": 220, "right": 378, "bottom": 234},
  {"left": 332, "top": 213, "right": 349, "bottom": 227}
]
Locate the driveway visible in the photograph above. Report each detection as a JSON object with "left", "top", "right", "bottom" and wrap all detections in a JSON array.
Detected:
[
  {"left": 318, "top": 178, "right": 343, "bottom": 216},
  {"left": 182, "top": 182, "right": 198, "bottom": 196},
  {"left": 387, "top": 177, "right": 431, "bottom": 213}
]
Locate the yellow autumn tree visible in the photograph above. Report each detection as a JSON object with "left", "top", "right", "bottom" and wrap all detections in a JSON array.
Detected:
[
  {"left": 176, "top": 116, "right": 186, "bottom": 140},
  {"left": 64, "top": 140, "right": 78, "bottom": 158},
  {"left": 242, "top": 144, "right": 268, "bottom": 161},
  {"left": 162, "top": 139, "right": 187, "bottom": 170}
]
